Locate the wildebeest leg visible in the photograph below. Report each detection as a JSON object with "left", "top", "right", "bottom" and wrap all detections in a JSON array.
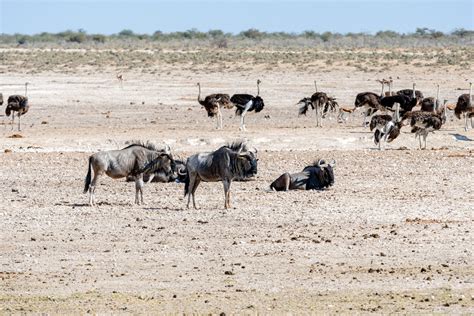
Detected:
[
  {"left": 89, "top": 172, "right": 100, "bottom": 206},
  {"left": 217, "top": 107, "right": 223, "bottom": 129},
  {"left": 222, "top": 179, "right": 231, "bottom": 209},
  {"left": 146, "top": 173, "right": 155, "bottom": 184},
  {"left": 135, "top": 176, "right": 144, "bottom": 205},
  {"left": 191, "top": 178, "right": 201, "bottom": 209},
  {"left": 284, "top": 173, "right": 290, "bottom": 191}
]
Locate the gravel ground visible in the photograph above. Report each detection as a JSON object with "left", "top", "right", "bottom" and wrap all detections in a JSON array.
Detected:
[{"left": 0, "top": 64, "right": 473, "bottom": 313}]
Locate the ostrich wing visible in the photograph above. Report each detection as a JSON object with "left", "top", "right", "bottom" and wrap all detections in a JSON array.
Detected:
[{"left": 231, "top": 94, "right": 254, "bottom": 106}]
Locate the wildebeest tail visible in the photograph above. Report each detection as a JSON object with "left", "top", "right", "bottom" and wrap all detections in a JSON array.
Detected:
[{"left": 83, "top": 156, "right": 93, "bottom": 194}]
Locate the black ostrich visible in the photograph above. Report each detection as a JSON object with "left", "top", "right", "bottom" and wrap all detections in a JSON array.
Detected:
[{"left": 230, "top": 79, "right": 265, "bottom": 131}]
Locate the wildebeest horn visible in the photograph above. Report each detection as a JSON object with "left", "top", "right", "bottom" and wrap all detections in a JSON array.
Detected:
[
  {"left": 164, "top": 144, "right": 171, "bottom": 154},
  {"left": 317, "top": 159, "right": 326, "bottom": 167},
  {"left": 329, "top": 159, "right": 336, "bottom": 167},
  {"left": 177, "top": 166, "right": 187, "bottom": 176}
]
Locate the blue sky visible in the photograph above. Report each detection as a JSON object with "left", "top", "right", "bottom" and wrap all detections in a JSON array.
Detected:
[{"left": 1, "top": 0, "right": 473, "bottom": 35}]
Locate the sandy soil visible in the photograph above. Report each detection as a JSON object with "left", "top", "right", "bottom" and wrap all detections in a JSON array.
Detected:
[{"left": 0, "top": 61, "right": 473, "bottom": 313}]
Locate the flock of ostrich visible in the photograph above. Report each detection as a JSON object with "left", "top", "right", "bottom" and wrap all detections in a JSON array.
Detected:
[
  {"left": 0, "top": 78, "right": 473, "bottom": 208},
  {"left": 197, "top": 78, "right": 473, "bottom": 150}
]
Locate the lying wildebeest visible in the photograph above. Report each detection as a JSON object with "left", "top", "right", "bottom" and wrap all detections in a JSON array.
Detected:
[
  {"left": 185, "top": 141, "right": 258, "bottom": 209},
  {"left": 84, "top": 141, "right": 175, "bottom": 206},
  {"left": 126, "top": 159, "right": 187, "bottom": 183},
  {"left": 270, "top": 159, "right": 335, "bottom": 191}
]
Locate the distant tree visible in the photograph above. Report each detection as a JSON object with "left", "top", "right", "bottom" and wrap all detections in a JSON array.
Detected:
[
  {"left": 241, "top": 28, "right": 264, "bottom": 39},
  {"left": 92, "top": 34, "right": 106, "bottom": 43},
  {"left": 67, "top": 32, "right": 86, "bottom": 43},
  {"left": 320, "top": 31, "right": 333, "bottom": 42},
  {"left": 208, "top": 29, "right": 224, "bottom": 38},
  {"left": 415, "top": 27, "right": 430, "bottom": 36},
  {"left": 375, "top": 30, "right": 399, "bottom": 37},
  {"left": 451, "top": 28, "right": 473, "bottom": 38},
  {"left": 118, "top": 29, "right": 135, "bottom": 37},
  {"left": 303, "top": 30, "right": 318, "bottom": 38}
]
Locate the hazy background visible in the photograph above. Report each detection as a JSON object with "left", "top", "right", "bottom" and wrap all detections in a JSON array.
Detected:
[{"left": 1, "top": 0, "right": 473, "bottom": 35}]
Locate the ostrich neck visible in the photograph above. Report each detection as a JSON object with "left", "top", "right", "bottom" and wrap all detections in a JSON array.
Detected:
[
  {"left": 394, "top": 103, "right": 400, "bottom": 122},
  {"left": 470, "top": 83, "right": 472, "bottom": 103},
  {"left": 380, "top": 83, "right": 385, "bottom": 97},
  {"left": 257, "top": 83, "right": 260, "bottom": 96},
  {"left": 197, "top": 84, "right": 205, "bottom": 104},
  {"left": 412, "top": 84, "right": 416, "bottom": 99}
]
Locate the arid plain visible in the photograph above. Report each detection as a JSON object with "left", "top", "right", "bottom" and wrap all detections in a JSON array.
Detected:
[{"left": 0, "top": 47, "right": 473, "bottom": 313}]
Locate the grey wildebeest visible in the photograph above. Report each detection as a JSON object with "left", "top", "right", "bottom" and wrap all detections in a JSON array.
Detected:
[
  {"left": 185, "top": 141, "right": 258, "bottom": 209},
  {"left": 126, "top": 159, "right": 187, "bottom": 183},
  {"left": 84, "top": 142, "right": 175, "bottom": 206},
  {"left": 270, "top": 159, "right": 335, "bottom": 191}
]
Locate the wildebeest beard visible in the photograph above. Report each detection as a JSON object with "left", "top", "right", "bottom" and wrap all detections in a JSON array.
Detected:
[{"left": 230, "top": 154, "right": 258, "bottom": 180}]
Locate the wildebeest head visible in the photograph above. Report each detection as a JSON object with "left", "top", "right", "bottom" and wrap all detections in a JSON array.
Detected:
[
  {"left": 317, "top": 159, "right": 335, "bottom": 187},
  {"left": 303, "top": 159, "right": 336, "bottom": 189},
  {"left": 141, "top": 152, "right": 176, "bottom": 177},
  {"left": 236, "top": 148, "right": 258, "bottom": 179}
]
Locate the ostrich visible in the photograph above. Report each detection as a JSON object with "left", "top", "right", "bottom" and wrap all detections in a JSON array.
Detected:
[
  {"left": 354, "top": 79, "right": 391, "bottom": 126},
  {"left": 454, "top": 82, "right": 473, "bottom": 131},
  {"left": 407, "top": 101, "right": 447, "bottom": 150},
  {"left": 116, "top": 73, "right": 124, "bottom": 88},
  {"left": 5, "top": 82, "right": 29, "bottom": 131},
  {"left": 380, "top": 83, "right": 422, "bottom": 115},
  {"left": 420, "top": 84, "right": 441, "bottom": 112},
  {"left": 297, "top": 96, "right": 338, "bottom": 119},
  {"left": 230, "top": 79, "right": 265, "bottom": 131},
  {"left": 311, "top": 91, "right": 329, "bottom": 127},
  {"left": 396, "top": 83, "right": 424, "bottom": 107},
  {"left": 369, "top": 103, "right": 402, "bottom": 150},
  {"left": 197, "top": 82, "right": 232, "bottom": 129}
]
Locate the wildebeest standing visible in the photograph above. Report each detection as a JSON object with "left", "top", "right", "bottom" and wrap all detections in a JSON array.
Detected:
[
  {"left": 270, "top": 159, "right": 335, "bottom": 191},
  {"left": 84, "top": 142, "right": 175, "bottom": 206},
  {"left": 185, "top": 141, "right": 258, "bottom": 209}
]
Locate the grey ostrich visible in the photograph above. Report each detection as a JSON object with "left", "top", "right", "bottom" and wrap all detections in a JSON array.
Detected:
[
  {"left": 5, "top": 82, "right": 29, "bottom": 131},
  {"left": 197, "top": 82, "right": 232, "bottom": 129},
  {"left": 404, "top": 100, "right": 447, "bottom": 149},
  {"left": 454, "top": 82, "right": 473, "bottom": 131}
]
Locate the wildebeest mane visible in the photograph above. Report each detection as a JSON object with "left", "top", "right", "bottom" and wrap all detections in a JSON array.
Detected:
[
  {"left": 122, "top": 140, "right": 160, "bottom": 151},
  {"left": 223, "top": 140, "right": 249, "bottom": 153}
]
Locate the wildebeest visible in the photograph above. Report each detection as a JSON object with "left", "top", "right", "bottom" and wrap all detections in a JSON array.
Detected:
[
  {"left": 126, "top": 159, "right": 187, "bottom": 183},
  {"left": 84, "top": 141, "right": 175, "bottom": 206},
  {"left": 270, "top": 159, "right": 335, "bottom": 191},
  {"left": 184, "top": 141, "right": 258, "bottom": 209}
]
